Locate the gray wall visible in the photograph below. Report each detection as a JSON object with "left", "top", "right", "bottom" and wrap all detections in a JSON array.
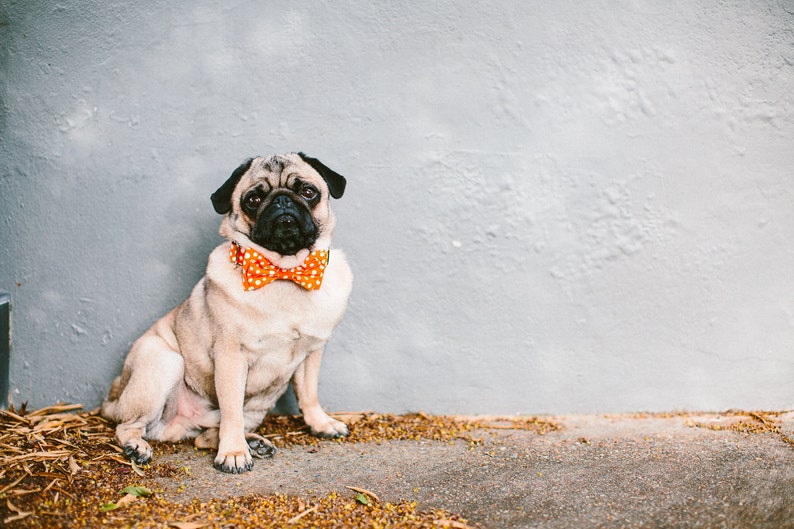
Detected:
[{"left": 1, "top": 1, "right": 792, "bottom": 414}]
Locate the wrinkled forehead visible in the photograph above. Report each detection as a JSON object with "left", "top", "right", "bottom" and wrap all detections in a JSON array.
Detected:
[{"left": 240, "top": 154, "right": 319, "bottom": 189}]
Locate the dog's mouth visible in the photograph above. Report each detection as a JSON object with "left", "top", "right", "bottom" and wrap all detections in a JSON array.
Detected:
[{"left": 251, "top": 194, "right": 318, "bottom": 256}]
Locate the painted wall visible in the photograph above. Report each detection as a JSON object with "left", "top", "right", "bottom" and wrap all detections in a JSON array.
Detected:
[{"left": 1, "top": 1, "right": 792, "bottom": 414}]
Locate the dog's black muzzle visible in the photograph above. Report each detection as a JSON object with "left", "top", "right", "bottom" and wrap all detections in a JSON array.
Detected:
[{"left": 252, "top": 194, "right": 318, "bottom": 256}]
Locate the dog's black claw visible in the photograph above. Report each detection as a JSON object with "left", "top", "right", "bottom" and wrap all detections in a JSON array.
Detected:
[
  {"left": 123, "top": 445, "right": 151, "bottom": 466},
  {"left": 310, "top": 426, "right": 349, "bottom": 439},
  {"left": 213, "top": 461, "right": 232, "bottom": 473},
  {"left": 213, "top": 459, "right": 253, "bottom": 474}
]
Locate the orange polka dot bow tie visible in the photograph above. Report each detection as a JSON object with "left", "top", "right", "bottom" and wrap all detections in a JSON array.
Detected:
[{"left": 229, "top": 242, "right": 329, "bottom": 291}]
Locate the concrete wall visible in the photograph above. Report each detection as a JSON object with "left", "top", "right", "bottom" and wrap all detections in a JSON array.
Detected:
[{"left": 1, "top": 1, "right": 792, "bottom": 414}]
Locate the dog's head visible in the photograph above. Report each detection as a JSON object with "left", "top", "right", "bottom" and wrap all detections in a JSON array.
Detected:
[{"left": 211, "top": 153, "right": 346, "bottom": 263}]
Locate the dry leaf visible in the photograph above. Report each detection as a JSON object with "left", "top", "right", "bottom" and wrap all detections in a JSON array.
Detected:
[
  {"left": 169, "top": 522, "right": 209, "bottom": 529},
  {"left": 115, "top": 493, "right": 140, "bottom": 507},
  {"left": 345, "top": 485, "right": 381, "bottom": 502},
  {"left": 7, "top": 499, "right": 25, "bottom": 513},
  {"left": 69, "top": 455, "right": 81, "bottom": 475},
  {"left": 3, "top": 511, "right": 33, "bottom": 524},
  {"left": 0, "top": 475, "right": 26, "bottom": 495},
  {"left": 5, "top": 498, "right": 33, "bottom": 523},
  {"left": 27, "top": 403, "right": 83, "bottom": 416},
  {"left": 131, "top": 459, "right": 145, "bottom": 476},
  {"left": 435, "top": 519, "right": 477, "bottom": 529},
  {"left": 4, "top": 450, "right": 72, "bottom": 464},
  {"left": 286, "top": 506, "right": 317, "bottom": 524}
]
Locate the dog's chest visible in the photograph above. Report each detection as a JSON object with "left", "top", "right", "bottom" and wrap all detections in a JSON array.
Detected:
[
  {"left": 242, "top": 305, "right": 329, "bottom": 359},
  {"left": 199, "top": 244, "right": 352, "bottom": 391},
  {"left": 242, "top": 328, "right": 315, "bottom": 396},
  {"left": 235, "top": 286, "right": 342, "bottom": 396},
  {"left": 237, "top": 270, "right": 346, "bottom": 341}
]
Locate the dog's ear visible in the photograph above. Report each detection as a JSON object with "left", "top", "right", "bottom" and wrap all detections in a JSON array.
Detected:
[
  {"left": 211, "top": 158, "right": 254, "bottom": 214},
  {"left": 298, "top": 152, "right": 346, "bottom": 199}
]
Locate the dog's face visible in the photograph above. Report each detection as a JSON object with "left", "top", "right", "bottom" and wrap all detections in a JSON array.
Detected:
[{"left": 211, "top": 153, "right": 346, "bottom": 256}]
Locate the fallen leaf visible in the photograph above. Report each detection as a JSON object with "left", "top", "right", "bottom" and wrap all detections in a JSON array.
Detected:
[
  {"left": 166, "top": 512, "right": 207, "bottom": 528},
  {"left": 355, "top": 493, "right": 371, "bottom": 506},
  {"left": 3, "top": 511, "right": 33, "bottom": 523},
  {"left": 121, "top": 485, "right": 152, "bottom": 497},
  {"left": 4, "top": 450, "right": 72, "bottom": 464},
  {"left": 435, "top": 519, "right": 477, "bottom": 529},
  {"left": 131, "top": 459, "right": 145, "bottom": 476},
  {"left": 345, "top": 485, "right": 381, "bottom": 502},
  {"left": 100, "top": 490, "right": 145, "bottom": 512},
  {"left": 0, "top": 475, "right": 27, "bottom": 495},
  {"left": 286, "top": 506, "right": 317, "bottom": 524},
  {"left": 69, "top": 455, "right": 81, "bottom": 475},
  {"left": 115, "top": 494, "right": 140, "bottom": 507},
  {"left": 7, "top": 499, "right": 28, "bottom": 514}
]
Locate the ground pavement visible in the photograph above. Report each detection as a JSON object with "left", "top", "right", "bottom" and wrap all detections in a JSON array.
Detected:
[{"left": 149, "top": 411, "right": 794, "bottom": 528}]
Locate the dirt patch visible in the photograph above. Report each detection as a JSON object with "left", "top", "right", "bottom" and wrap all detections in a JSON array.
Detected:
[{"left": 0, "top": 404, "right": 560, "bottom": 528}]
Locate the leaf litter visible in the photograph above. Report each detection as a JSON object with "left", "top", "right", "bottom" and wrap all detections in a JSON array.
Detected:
[
  {"left": 0, "top": 403, "right": 561, "bottom": 528},
  {"left": 685, "top": 409, "right": 794, "bottom": 448}
]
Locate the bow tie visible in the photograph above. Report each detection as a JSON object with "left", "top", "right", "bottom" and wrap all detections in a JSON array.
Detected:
[{"left": 229, "top": 242, "right": 329, "bottom": 291}]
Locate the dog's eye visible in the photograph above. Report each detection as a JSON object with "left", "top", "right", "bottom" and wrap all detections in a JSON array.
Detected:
[
  {"left": 300, "top": 186, "right": 318, "bottom": 201},
  {"left": 243, "top": 193, "right": 262, "bottom": 211}
]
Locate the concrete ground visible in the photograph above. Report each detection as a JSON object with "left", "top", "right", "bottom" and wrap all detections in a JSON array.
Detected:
[{"left": 150, "top": 412, "right": 794, "bottom": 528}]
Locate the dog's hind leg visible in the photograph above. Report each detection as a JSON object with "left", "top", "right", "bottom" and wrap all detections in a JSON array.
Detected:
[{"left": 106, "top": 331, "right": 184, "bottom": 465}]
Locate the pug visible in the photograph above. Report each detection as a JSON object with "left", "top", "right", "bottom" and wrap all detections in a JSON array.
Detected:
[{"left": 101, "top": 152, "right": 352, "bottom": 473}]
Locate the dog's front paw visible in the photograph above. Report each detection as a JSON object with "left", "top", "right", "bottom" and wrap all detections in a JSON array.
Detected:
[
  {"left": 306, "top": 413, "right": 349, "bottom": 439},
  {"left": 213, "top": 450, "right": 253, "bottom": 473},
  {"left": 123, "top": 439, "right": 153, "bottom": 466}
]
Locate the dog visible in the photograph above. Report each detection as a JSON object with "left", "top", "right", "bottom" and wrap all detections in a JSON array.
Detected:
[{"left": 101, "top": 152, "right": 352, "bottom": 473}]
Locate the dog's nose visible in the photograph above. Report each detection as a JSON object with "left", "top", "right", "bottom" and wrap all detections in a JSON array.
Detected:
[
  {"left": 272, "top": 195, "right": 294, "bottom": 210},
  {"left": 276, "top": 214, "right": 295, "bottom": 227}
]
